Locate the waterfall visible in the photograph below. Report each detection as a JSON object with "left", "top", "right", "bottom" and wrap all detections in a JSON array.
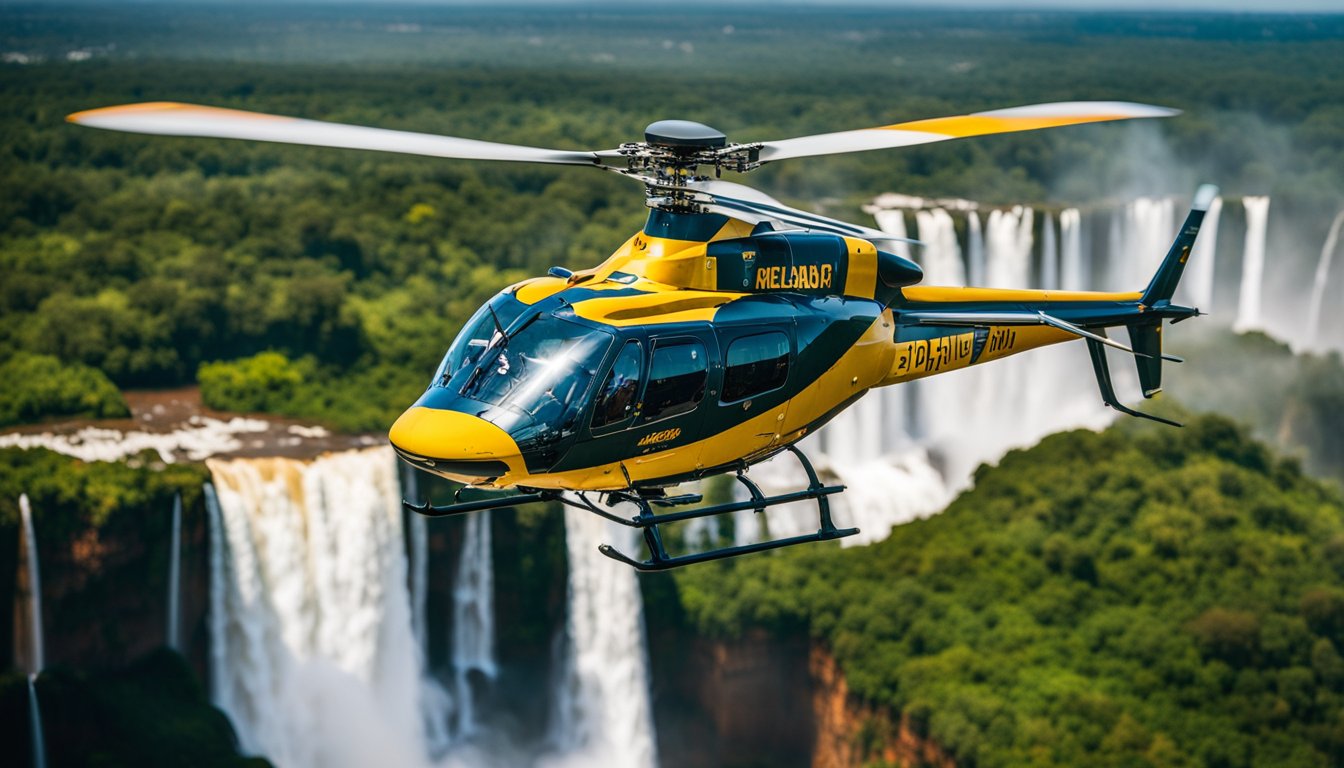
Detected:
[
  {"left": 205, "top": 447, "right": 451, "bottom": 768},
  {"left": 401, "top": 466, "right": 429, "bottom": 656},
  {"left": 546, "top": 505, "right": 657, "bottom": 768},
  {"left": 1306, "top": 209, "right": 1344, "bottom": 349},
  {"left": 1235, "top": 196, "right": 1271, "bottom": 332},
  {"left": 967, "top": 210, "right": 986, "bottom": 287},
  {"left": 915, "top": 208, "right": 966, "bottom": 285},
  {"left": 1182, "top": 195, "right": 1223, "bottom": 312},
  {"left": 452, "top": 510, "right": 496, "bottom": 738},
  {"left": 985, "top": 206, "right": 1034, "bottom": 288},
  {"left": 1110, "top": 197, "right": 1176, "bottom": 290},
  {"left": 1059, "top": 208, "right": 1083, "bottom": 290},
  {"left": 864, "top": 201, "right": 1113, "bottom": 492},
  {"left": 204, "top": 483, "right": 228, "bottom": 710},
  {"left": 1041, "top": 211, "right": 1058, "bottom": 290},
  {"left": 18, "top": 494, "right": 44, "bottom": 676},
  {"left": 166, "top": 493, "right": 182, "bottom": 651},
  {"left": 398, "top": 467, "right": 452, "bottom": 754},
  {"left": 871, "top": 208, "right": 912, "bottom": 261},
  {"left": 28, "top": 676, "right": 47, "bottom": 768}
]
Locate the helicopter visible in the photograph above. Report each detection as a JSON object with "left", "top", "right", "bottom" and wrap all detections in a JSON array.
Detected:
[{"left": 69, "top": 99, "right": 1213, "bottom": 570}]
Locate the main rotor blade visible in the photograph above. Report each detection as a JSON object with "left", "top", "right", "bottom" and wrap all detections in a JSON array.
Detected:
[
  {"left": 687, "top": 180, "right": 923, "bottom": 246},
  {"left": 757, "top": 101, "right": 1178, "bottom": 163},
  {"left": 68, "top": 102, "right": 605, "bottom": 166}
]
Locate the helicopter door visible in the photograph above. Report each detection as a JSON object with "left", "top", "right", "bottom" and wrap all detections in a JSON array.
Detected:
[
  {"left": 627, "top": 334, "right": 715, "bottom": 471},
  {"left": 710, "top": 327, "right": 794, "bottom": 462},
  {"left": 581, "top": 332, "right": 717, "bottom": 479}
]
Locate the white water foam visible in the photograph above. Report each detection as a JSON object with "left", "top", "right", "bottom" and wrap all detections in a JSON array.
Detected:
[
  {"left": 0, "top": 416, "right": 270, "bottom": 463},
  {"left": 1306, "top": 209, "right": 1344, "bottom": 350},
  {"left": 1235, "top": 196, "right": 1271, "bottom": 332},
  {"left": 452, "top": 510, "right": 497, "bottom": 739},
  {"left": 206, "top": 447, "right": 452, "bottom": 768},
  {"left": 544, "top": 504, "right": 657, "bottom": 768},
  {"left": 1181, "top": 196, "right": 1223, "bottom": 312},
  {"left": 1059, "top": 208, "right": 1084, "bottom": 290}
]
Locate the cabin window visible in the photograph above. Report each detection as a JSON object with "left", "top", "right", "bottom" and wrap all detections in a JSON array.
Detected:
[
  {"left": 640, "top": 340, "right": 708, "bottom": 423},
  {"left": 592, "top": 340, "right": 643, "bottom": 429},
  {"left": 722, "top": 332, "right": 789, "bottom": 402}
]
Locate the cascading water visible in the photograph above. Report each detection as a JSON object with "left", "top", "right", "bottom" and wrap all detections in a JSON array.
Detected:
[
  {"left": 204, "top": 483, "right": 228, "bottom": 709},
  {"left": 28, "top": 675, "right": 47, "bottom": 768},
  {"left": 545, "top": 505, "right": 658, "bottom": 768},
  {"left": 401, "top": 466, "right": 430, "bottom": 655},
  {"left": 1108, "top": 197, "right": 1176, "bottom": 291},
  {"left": 871, "top": 208, "right": 911, "bottom": 261},
  {"left": 18, "top": 493, "right": 44, "bottom": 675},
  {"left": 915, "top": 208, "right": 967, "bottom": 286},
  {"left": 452, "top": 510, "right": 497, "bottom": 738},
  {"left": 18, "top": 494, "right": 47, "bottom": 768},
  {"left": 1041, "top": 211, "right": 1058, "bottom": 290},
  {"left": 167, "top": 492, "right": 182, "bottom": 651},
  {"left": 1059, "top": 208, "right": 1083, "bottom": 290},
  {"left": 986, "top": 206, "right": 1034, "bottom": 288},
  {"left": 1306, "top": 209, "right": 1344, "bottom": 350},
  {"left": 1235, "top": 196, "right": 1271, "bottom": 332},
  {"left": 1181, "top": 196, "right": 1223, "bottom": 312},
  {"left": 967, "top": 210, "right": 986, "bottom": 287},
  {"left": 206, "top": 447, "right": 451, "bottom": 768}
]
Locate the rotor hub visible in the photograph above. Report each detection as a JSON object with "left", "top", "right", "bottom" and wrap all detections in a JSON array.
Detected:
[
  {"left": 618, "top": 119, "right": 762, "bottom": 212},
  {"left": 643, "top": 120, "right": 728, "bottom": 151}
]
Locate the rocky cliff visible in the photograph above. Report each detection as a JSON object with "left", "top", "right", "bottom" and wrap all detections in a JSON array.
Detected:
[{"left": 810, "top": 646, "right": 954, "bottom": 768}]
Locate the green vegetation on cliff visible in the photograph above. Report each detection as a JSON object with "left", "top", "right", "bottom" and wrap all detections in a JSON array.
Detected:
[
  {"left": 197, "top": 351, "right": 423, "bottom": 432},
  {"left": 0, "top": 352, "right": 128, "bottom": 427},
  {"left": 674, "top": 416, "right": 1344, "bottom": 768}
]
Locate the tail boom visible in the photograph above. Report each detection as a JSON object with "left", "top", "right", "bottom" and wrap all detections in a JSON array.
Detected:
[{"left": 876, "top": 185, "right": 1216, "bottom": 425}]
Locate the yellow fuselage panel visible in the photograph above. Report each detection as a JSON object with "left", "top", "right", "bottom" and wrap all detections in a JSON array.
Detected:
[{"left": 878, "top": 324, "right": 1074, "bottom": 386}]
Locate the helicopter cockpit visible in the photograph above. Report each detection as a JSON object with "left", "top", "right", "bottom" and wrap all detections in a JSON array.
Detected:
[{"left": 417, "top": 292, "right": 616, "bottom": 468}]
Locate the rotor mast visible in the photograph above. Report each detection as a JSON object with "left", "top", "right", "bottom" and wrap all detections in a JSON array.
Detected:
[{"left": 617, "top": 120, "right": 762, "bottom": 212}]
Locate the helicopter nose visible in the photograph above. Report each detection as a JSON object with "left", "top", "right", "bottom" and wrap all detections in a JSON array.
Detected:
[{"left": 389, "top": 406, "right": 522, "bottom": 483}]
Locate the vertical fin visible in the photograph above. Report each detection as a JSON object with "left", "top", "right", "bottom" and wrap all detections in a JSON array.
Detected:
[{"left": 1141, "top": 184, "right": 1218, "bottom": 306}]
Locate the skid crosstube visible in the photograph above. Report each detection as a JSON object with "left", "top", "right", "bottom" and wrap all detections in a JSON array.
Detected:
[
  {"left": 588, "top": 444, "right": 858, "bottom": 571},
  {"left": 402, "top": 444, "right": 859, "bottom": 571}
]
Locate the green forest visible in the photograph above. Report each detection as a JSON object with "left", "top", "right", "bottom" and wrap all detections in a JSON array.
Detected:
[
  {"left": 4, "top": 5, "right": 1344, "bottom": 767},
  {"left": 672, "top": 416, "right": 1344, "bottom": 768},
  {"left": 3, "top": 5, "right": 1344, "bottom": 431}
]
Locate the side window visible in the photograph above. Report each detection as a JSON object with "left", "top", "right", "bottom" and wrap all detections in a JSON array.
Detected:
[
  {"left": 722, "top": 332, "right": 790, "bottom": 402},
  {"left": 640, "top": 340, "right": 708, "bottom": 423},
  {"left": 591, "top": 340, "right": 643, "bottom": 429}
]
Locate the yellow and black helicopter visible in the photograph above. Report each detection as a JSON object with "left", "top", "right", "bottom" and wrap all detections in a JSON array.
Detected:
[{"left": 70, "top": 100, "right": 1212, "bottom": 570}]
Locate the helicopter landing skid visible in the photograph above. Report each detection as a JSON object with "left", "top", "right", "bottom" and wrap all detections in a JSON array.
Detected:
[
  {"left": 402, "top": 444, "right": 857, "bottom": 571},
  {"left": 586, "top": 444, "right": 858, "bottom": 572}
]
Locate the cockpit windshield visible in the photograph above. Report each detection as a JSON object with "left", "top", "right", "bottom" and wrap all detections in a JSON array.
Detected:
[
  {"left": 461, "top": 313, "right": 612, "bottom": 428},
  {"left": 432, "top": 293, "right": 526, "bottom": 388}
]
